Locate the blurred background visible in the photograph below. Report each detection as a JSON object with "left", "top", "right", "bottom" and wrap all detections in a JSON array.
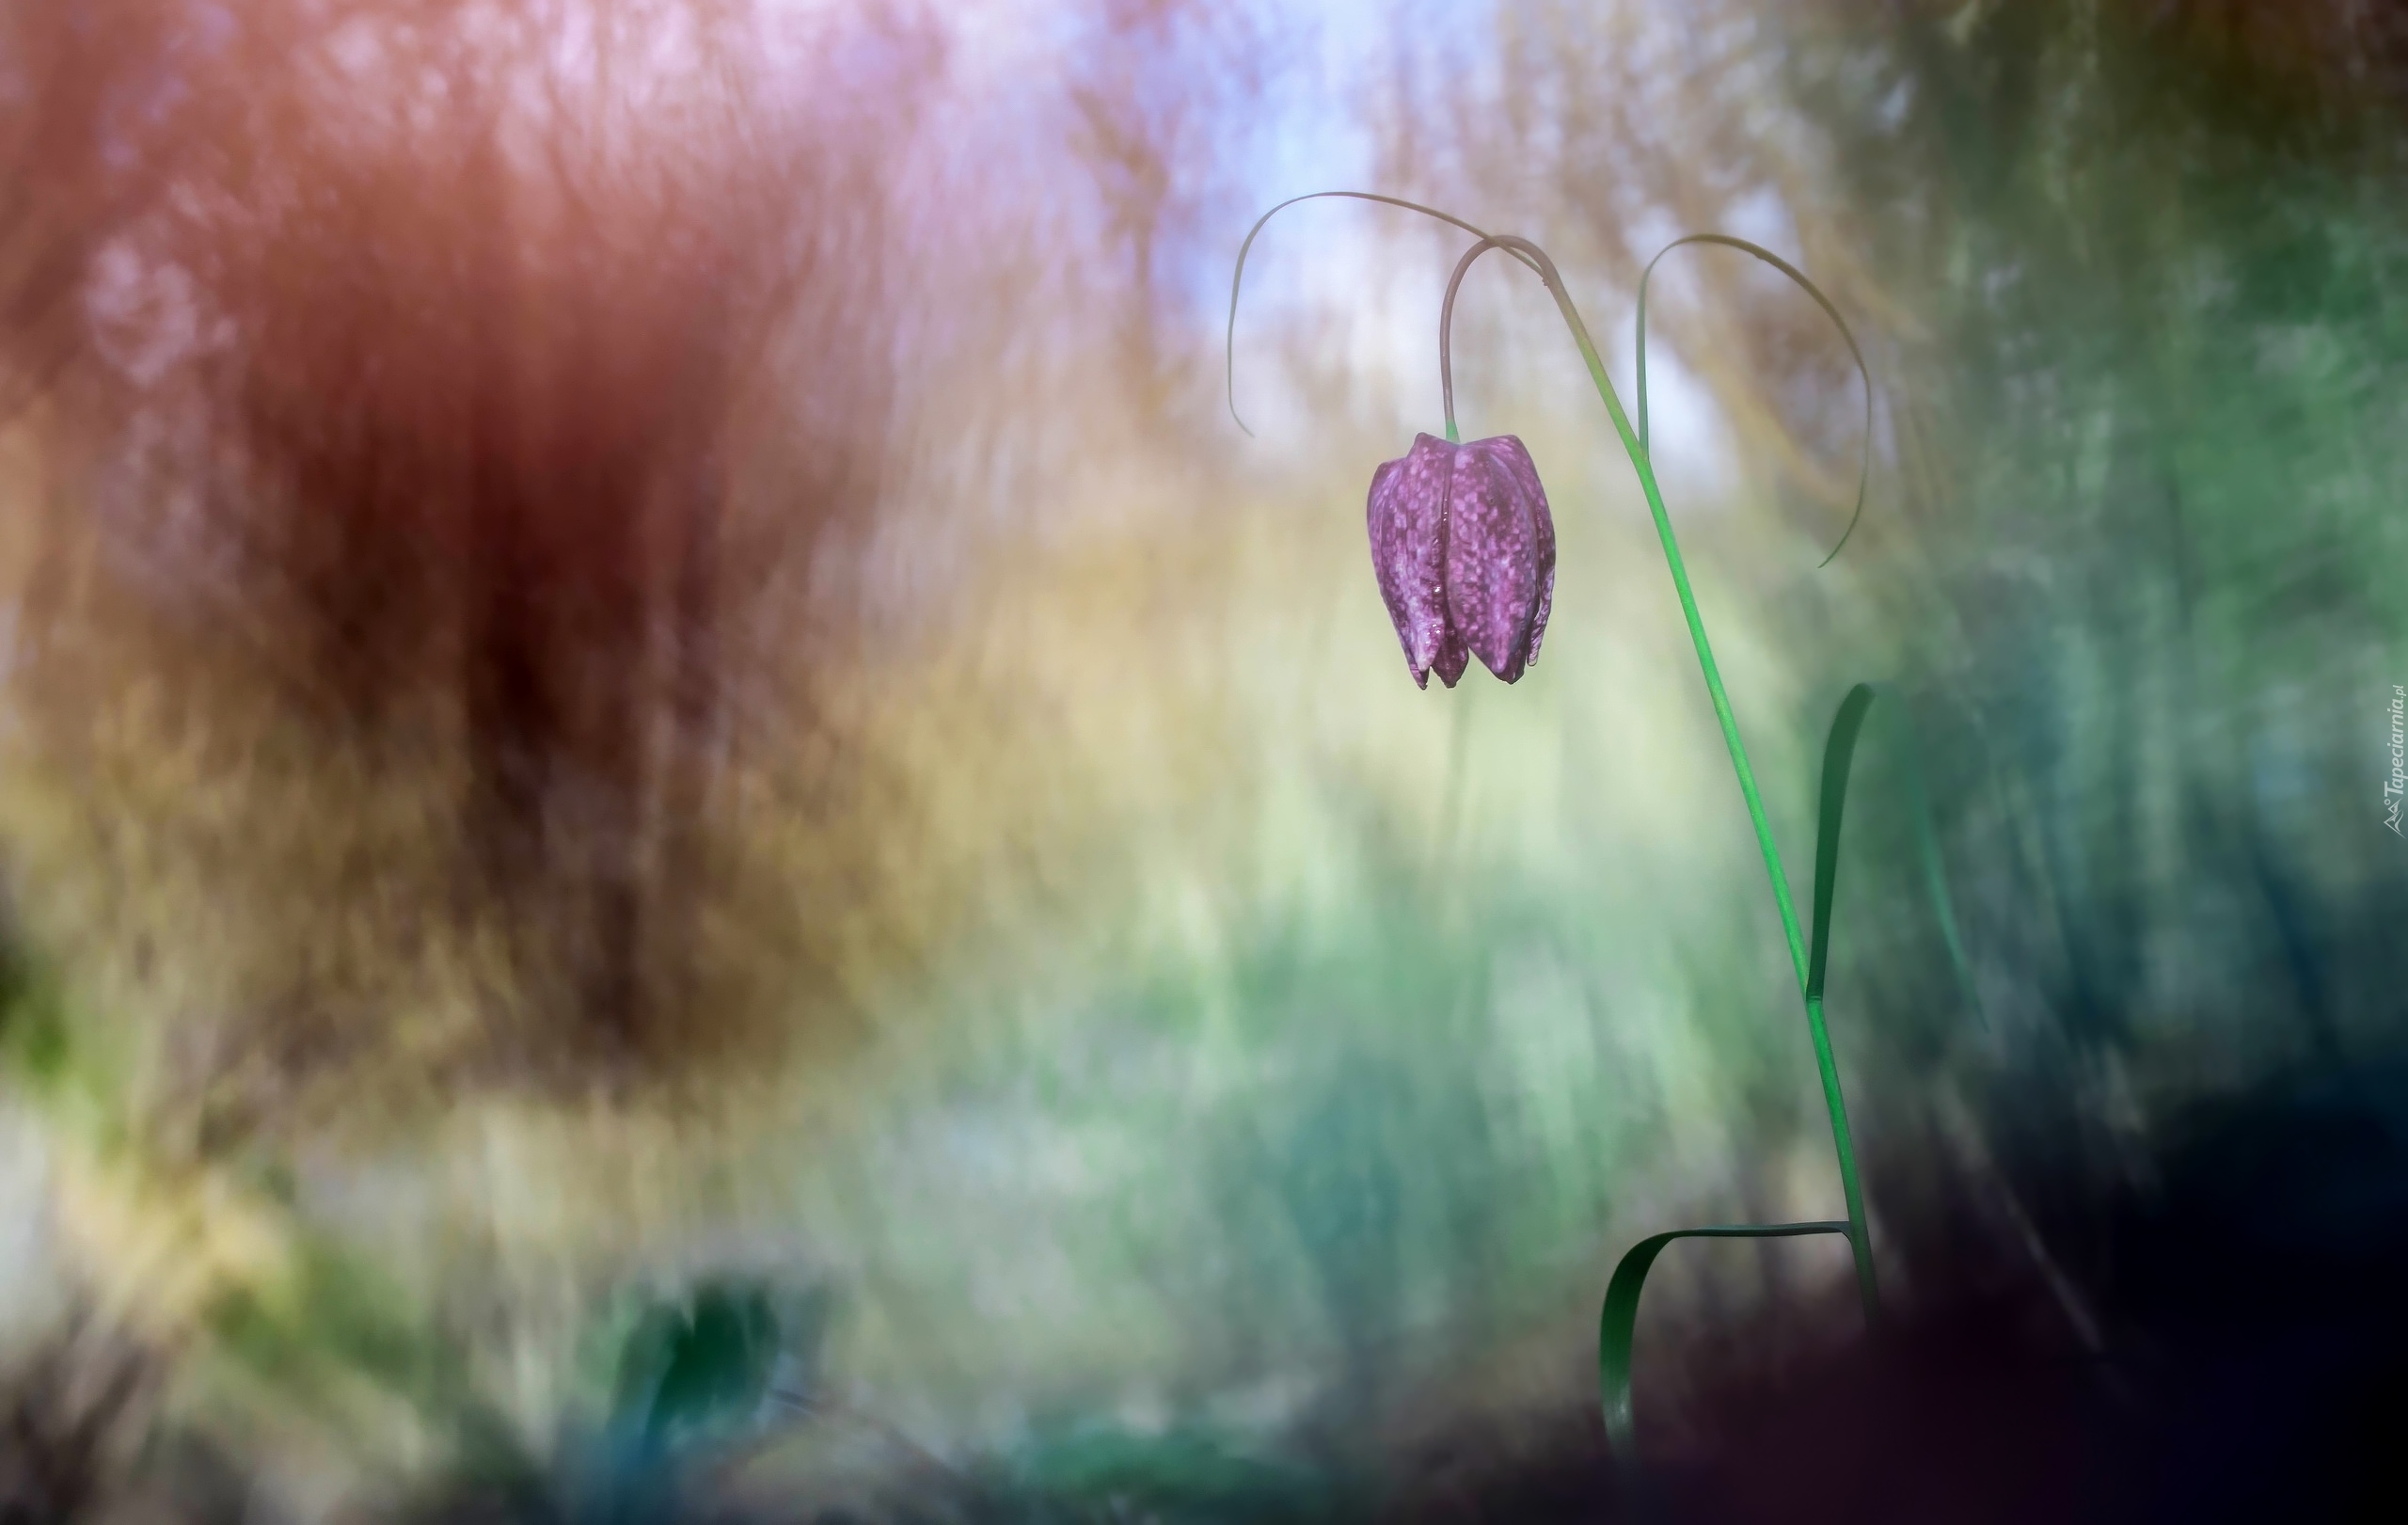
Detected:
[{"left": 1, "top": 0, "right": 2404, "bottom": 1520}]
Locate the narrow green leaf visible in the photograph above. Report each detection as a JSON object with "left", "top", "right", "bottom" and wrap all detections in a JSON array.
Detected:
[
  {"left": 1598, "top": 1221, "right": 1853, "bottom": 1464},
  {"left": 1810, "top": 682, "right": 1986, "bottom": 1024},
  {"left": 1808, "top": 684, "right": 1880, "bottom": 1003}
]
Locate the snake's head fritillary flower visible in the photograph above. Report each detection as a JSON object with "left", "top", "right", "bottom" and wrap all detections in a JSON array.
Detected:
[{"left": 1366, "top": 432, "right": 1557, "bottom": 689}]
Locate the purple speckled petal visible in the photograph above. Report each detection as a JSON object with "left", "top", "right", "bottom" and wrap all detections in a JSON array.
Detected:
[
  {"left": 1367, "top": 433, "right": 1467, "bottom": 689},
  {"left": 1445, "top": 435, "right": 1554, "bottom": 683},
  {"left": 1496, "top": 437, "right": 1554, "bottom": 667}
]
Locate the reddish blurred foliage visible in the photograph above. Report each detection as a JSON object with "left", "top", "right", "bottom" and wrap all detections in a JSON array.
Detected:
[{"left": 0, "top": 0, "right": 938, "bottom": 1086}]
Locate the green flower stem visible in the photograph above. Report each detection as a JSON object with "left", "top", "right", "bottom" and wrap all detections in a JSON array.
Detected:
[
  {"left": 1439, "top": 231, "right": 1877, "bottom": 1322},
  {"left": 1221, "top": 194, "right": 1884, "bottom": 1321},
  {"left": 1806, "top": 996, "right": 1875, "bottom": 1318}
]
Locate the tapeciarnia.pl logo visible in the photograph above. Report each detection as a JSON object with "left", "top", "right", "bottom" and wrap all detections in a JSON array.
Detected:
[{"left": 2387, "top": 684, "right": 2405, "bottom": 837}]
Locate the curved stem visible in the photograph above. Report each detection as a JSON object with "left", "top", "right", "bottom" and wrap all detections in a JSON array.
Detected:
[
  {"left": 1636, "top": 233, "right": 1875, "bottom": 566},
  {"left": 1439, "top": 231, "right": 1877, "bottom": 1318},
  {"left": 1225, "top": 191, "right": 1542, "bottom": 439}
]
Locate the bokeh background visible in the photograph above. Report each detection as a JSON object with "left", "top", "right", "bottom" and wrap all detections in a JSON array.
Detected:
[{"left": 1, "top": 1, "right": 2404, "bottom": 1520}]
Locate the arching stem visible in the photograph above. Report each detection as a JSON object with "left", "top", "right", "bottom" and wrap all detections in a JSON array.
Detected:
[
  {"left": 1225, "top": 191, "right": 1542, "bottom": 440},
  {"left": 1635, "top": 233, "right": 1875, "bottom": 566}
]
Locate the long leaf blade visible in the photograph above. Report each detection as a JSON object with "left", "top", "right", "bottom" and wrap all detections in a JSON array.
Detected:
[
  {"left": 1808, "top": 683, "right": 1879, "bottom": 1003},
  {"left": 1599, "top": 1220, "right": 1853, "bottom": 1464},
  {"left": 1811, "top": 682, "right": 1987, "bottom": 1023}
]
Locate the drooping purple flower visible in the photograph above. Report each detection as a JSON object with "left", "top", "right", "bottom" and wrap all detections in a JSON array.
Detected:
[{"left": 1366, "top": 433, "right": 1556, "bottom": 689}]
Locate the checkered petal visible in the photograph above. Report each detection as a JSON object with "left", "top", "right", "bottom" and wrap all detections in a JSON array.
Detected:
[
  {"left": 1444, "top": 435, "right": 1556, "bottom": 683},
  {"left": 1366, "top": 433, "right": 1469, "bottom": 689}
]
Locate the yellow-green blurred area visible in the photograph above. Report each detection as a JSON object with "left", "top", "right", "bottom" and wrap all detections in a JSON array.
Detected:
[{"left": 1, "top": 0, "right": 2405, "bottom": 1520}]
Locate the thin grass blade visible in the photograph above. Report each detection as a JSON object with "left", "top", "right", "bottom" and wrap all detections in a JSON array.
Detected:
[{"left": 1879, "top": 686, "right": 1988, "bottom": 1028}]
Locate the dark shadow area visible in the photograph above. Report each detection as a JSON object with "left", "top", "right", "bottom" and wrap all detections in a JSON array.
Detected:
[{"left": 1376, "top": 1050, "right": 2408, "bottom": 1525}]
